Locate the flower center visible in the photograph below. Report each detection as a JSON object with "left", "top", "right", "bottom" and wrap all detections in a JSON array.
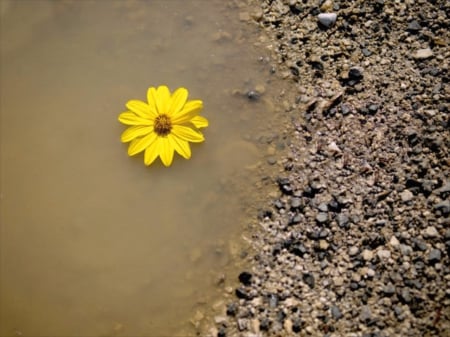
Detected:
[{"left": 154, "top": 114, "right": 172, "bottom": 136}]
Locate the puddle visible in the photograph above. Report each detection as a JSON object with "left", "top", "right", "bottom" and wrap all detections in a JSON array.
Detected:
[{"left": 0, "top": 1, "right": 285, "bottom": 336}]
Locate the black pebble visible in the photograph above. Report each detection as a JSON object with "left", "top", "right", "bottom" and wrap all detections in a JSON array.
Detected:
[
  {"left": 303, "top": 272, "right": 315, "bottom": 288},
  {"left": 238, "top": 271, "right": 252, "bottom": 286}
]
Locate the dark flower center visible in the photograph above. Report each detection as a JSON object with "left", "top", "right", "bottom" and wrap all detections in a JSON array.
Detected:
[{"left": 154, "top": 114, "right": 172, "bottom": 136}]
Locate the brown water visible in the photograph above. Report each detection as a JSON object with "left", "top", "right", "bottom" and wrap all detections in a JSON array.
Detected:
[{"left": 0, "top": 1, "right": 283, "bottom": 336}]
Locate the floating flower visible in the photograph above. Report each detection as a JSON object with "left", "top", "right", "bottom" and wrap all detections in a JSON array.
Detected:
[{"left": 118, "top": 85, "right": 208, "bottom": 167}]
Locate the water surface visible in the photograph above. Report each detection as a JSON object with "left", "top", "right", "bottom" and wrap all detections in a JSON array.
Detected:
[{"left": 0, "top": 1, "right": 281, "bottom": 336}]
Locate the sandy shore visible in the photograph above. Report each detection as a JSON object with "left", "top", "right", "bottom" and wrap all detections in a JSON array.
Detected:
[{"left": 204, "top": 0, "right": 449, "bottom": 336}]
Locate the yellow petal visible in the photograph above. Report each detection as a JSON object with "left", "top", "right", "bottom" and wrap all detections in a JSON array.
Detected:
[
  {"left": 121, "top": 126, "right": 153, "bottom": 143},
  {"left": 118, "top": 111, "right": 153, "bottom": 126},
  {"left": 146, "top": 87, "right": 159, "bottom": 116},
  {"left": 190, "top": 115, "right": 209, "bottom": 129},
  {"left": 126, "top": 100, "right": 156, "bottom": 118},
  {"left": 127, "top": 132, "right": 157, "bottom": 156},
  {"left": 168, "top": 87, "right": 188, "bottom": 116},
  {"left": 171, "top": 100, "right": 203, "bottom": 124},
  {"left": 155, "top": 85, "right": 171, "bottom": 115},
  {"left": 169, "top": 134, "right": 191, "bottom": 159},
  {"left": 159, "top": 137, "right": 174, "bottom": 167},
  {"left": 171, "top": 125, "right": 205, "bottom": 143},
  {"left": 144, "top": 137, "right": 162, "bottom": 166}
]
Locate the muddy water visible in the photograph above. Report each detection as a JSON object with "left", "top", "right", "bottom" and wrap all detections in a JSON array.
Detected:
[{"left": 0, "top": 1, "right": 283, "bottom": 336}]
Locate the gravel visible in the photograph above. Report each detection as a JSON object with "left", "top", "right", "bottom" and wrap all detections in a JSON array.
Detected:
[{"left": 203, "top": 0, "right": 449, "bottom": 336}]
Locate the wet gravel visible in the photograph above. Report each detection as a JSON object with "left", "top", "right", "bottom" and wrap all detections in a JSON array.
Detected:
[{"left": 204, "top": 0, "right": 449, "bottom": 336}]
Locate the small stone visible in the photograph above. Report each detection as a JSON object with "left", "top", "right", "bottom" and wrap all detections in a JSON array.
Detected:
[
  {"left": 331, "top": 305, "right": 343, "bottom": 320},
  {"left": 359, "top": 306, "right": 372, "bottom": 323},
  {"left": 428, "top": 248, "right": 442, "bottom": 264},
  {"left": 318, "top": 13, "right": 337, "bottom": 28},
  {"left": 316, "top": 212, "right": 328, "bottom": 224},
  {"left": 348, "top": 67, "right": 363, "bottom": 80},
  {"left": 226, "top": 303, "right": 238, "bottom": 316},
  {"left": 400, "top": 189, "right": 414, "bottom": 202},
  {"left": 389, "top": 236, "right": 400, "bottom": 248},
  {"left": 337, "top": 214, "right": 350, "bottom": 228},
  {"left": 328, "top": 141, "right": 341, "bottom": 153},
  {"left": 318, "top": 203, "right": 329, "bottom": 212},
  {"left": 413, "top": 48, "right": 433, "bottom": 60},
  {"left": 412, "top": 238, "right": 428, "bottom": 251},
  {"left": 303, "top": 272, "right": 315, "bottom": 289},
  {"left": 377, "top": 249, "right": 391, "bottom": 260},
  {"left": 349, "top": 246, "right": 359, "bottom": 256},
  {"left": 319, "top": 240, "right": 329, "bottom": 250},
  {"left": 237, "top": 318, "right": 248, "bottom": 331},
  {"left": 407, "top": 20, "right": 421, "bottom": 32},
  {"left": 246, "top": 90, "right": 261, "bottom": 101},
  {"left": 383, "top": 283, "right": 396, "bottom": 296},
  {"left": 400, "top": 244, "right": 413, "bottom": 256},
  {"left": 239, "top": 271, "right": 252, "bottom": 286},
  {"left": 362, "top": 249, "right": 373, "bottom": 261},
  {"left": 423, "top": 226, "right": 440, "bottom": 238},
  {"left": 434, "top": 200, "right": 450, "bottom": 215},
  {"left": 333, "top": 276, "right": 344, "bottom": 286},
  {"left": 290, "top": 197, "right": 303, "bottom": 209},
  {"left": 399, "top": 289, "right": 412, "bottom": 304}
]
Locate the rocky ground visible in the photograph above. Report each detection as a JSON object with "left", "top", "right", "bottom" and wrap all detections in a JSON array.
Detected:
[{"left": 205, "top": 0, "right": 449, "bottom": 336}]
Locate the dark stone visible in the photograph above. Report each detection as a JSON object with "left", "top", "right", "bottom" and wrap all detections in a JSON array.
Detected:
[
  {"left": 362, "top": 48, "right": 372, "bottom": 57},
  {"left": 303, "top": 272, "right": 315, "bottom": 289},
  {"left": 218, "top": 326, "right": 226, "bottom": 337},
  {"left": 273, "top": 199, "right": 284, "bottom": 209},
  {"left": 407, "top": 20, "right": 422, "bottom": 33},
  {"left": 328, "top": 198, "right": 341, "bottom": 212},
  {"left": 259, "top": 317, "right": 270, "bottom": 331},
  {"left": 277, "top": 177, "right": 293, "bottom": 195},
  {"left": 427, "top": 248, "right": 442, "bottom": 264},
  {"left": 288, "top": 242, "right": 308, "bottom": 257},
  {"left": 337, "top": 214, "right": 350, "bottom": 228},
  {"left": 383, "top": 283, "right": 396, "bottom": 296},
  {"left": 289, "top": 214, "right": 303, "bottom": 225},
  {"left": 246, "top": 90, "right": 261, "bottom": 101},
  {"left": 238, "top": 271, "right": 252, "bottom": 286},
  {"left": 226, "top": 302, "right": 238, "bottom": 316},
  {"left": 340, "top": 103, "right": 351, "bottom": 115},
  {"left": 290, "top": 66, "right": 300, "bottom": 76},
  {"left": 412, "top": 238, "right": 428, "bottom": 251},
  {"left": 348, "top": 67, "right": 363, "bottom": 81},
  {"left": 235, "top": 287, "right": 251, "bottom": 300},
  {"left": 434, "top": 200, "right": 450, "bottom": 216},
  {"left": 292, "top": 318, "right": 303, "bottom": 332},
  {"left": 331, "top": 305, "right": 343, "bottom": 320},
  {"left": 398, "top": 288, "right": 412, "bottom": 304}
]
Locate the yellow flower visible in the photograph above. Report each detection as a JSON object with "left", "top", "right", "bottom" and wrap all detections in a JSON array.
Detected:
[{"left": 118, "top": 85, "right": 209, "bottom": 167}]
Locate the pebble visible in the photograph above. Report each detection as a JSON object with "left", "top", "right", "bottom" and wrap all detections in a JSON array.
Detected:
[
  {"left": 434, "top": 199, "right": 450, "bottom": 215},
  {"left": 413, "top": 48, "right": 433, "bottom": 60},
  {"left": 359, "top": 306, "right": 372, "bottom": 323},
  {"left": 423, "top": 226, "right": 440, "bottom": 238},
  {"left": 239, "top": 272, "right": 252, "bottom": 286},
  {"left": 318, "top": 13, "right": 337, "bottom": 28},
  {"left": 377, "top": 249, "right": 391, "bottom": 260},
  {"left": 407, "top": 20, "right": 421, "bottom": 32},
  {"left": 316, "top": 212, "right": 328, "bottom": 224},
  {"left": 349, "top": 246, "right": 359, "bottom": 256},
  {"left": 400, "top": 189, "right": 414, "bottom": 202},
  {"left": 362, "top": 249, "right": 373, "bottom": 261},
  {"left": 331, "top": 305, "right": 343, "bottom": 320},
  {"left": 302, "top": 272, "right": 315, "bottom": 289},
  {"left": 427, "top": 248, "right": 442, "bottom": 264}
]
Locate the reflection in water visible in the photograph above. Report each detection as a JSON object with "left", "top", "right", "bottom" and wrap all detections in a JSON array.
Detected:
[{"left": 0, "top": 1, "right": 281, "bottom": 336}]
